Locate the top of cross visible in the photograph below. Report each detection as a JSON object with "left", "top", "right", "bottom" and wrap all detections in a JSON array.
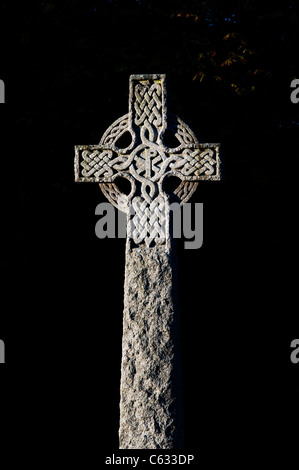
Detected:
[{"left": 75, "top": 74, "right": 220, "bottom": 247}]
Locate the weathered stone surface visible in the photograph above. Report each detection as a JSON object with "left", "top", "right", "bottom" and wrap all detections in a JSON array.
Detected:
[{"left": 119, "top": 244, "right": 183, "bottom": 449}]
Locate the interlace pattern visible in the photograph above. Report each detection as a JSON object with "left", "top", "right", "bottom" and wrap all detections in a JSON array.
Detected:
[
  {"left": 75, "top": 74, "right": 221, "bottom": 248},
  {"left": 134, "top": 82, "right": 163, "bottom": 127}
]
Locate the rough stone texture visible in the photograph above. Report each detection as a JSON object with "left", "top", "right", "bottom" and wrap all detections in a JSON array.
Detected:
[{"left": 119, "top": 243, "right": 184, "bottom": 449}]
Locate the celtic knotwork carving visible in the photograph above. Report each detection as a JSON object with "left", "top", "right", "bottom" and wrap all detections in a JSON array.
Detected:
[
  {"left": 100, "top": 174, "right": 136, "bottom": 213},
  {"left": 75, "top": 74, "right": 221, "bottom": 248},
  {"left": 101, "top": 115, "right": 129, "bottom": 146},
  {"left": 169, "top": 148, "right": 217, "bottom": 178},
  {"left": 78, "top": 145, "right": 133, "bottom": 181},
  {"left": 81, "top": 149, "right": 114, "bottom": 178},
  {"left": 100, "top": 182, "right": 127, "bottom": 212},
  {"left": 165, "top": 114, "right": 198, "bottom": 149},
  {"left": 128, "top": 196, "right": 168, "bottom": 247},
  {"left": 134, "top": 81, "right": 163, "bottom": 128},
  {"left": 100, "top": 115, "right": 135, "bottom": 153},
  {"left": 174, "top": 181, "right": 199, "bottom": 205}
]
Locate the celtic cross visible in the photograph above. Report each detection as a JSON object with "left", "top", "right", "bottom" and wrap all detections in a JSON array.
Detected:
[{"left": 75, "top": 74, "right": 220, "bottom": 449}]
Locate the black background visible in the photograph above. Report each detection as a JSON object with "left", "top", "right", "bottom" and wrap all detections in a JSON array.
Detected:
[{"left": 0, "top": 0, "right": 298, "bottom": 463}]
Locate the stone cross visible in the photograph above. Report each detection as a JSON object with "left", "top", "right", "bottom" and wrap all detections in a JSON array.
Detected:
[{"left": 75, "top": 74, "right": 220, "bottom": 449}]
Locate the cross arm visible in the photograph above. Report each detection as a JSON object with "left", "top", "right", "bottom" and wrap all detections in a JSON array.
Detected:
[
  {"left": 166, "top": 143, "right": 221, "bottom": 182},
  {"left": 74, "top": 145, "right": 131, "bottom": 183}
]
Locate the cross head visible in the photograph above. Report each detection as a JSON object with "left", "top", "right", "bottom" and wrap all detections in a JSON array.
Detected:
[{"left": 75, "top": 74, "right": 221, "bottom": 248}]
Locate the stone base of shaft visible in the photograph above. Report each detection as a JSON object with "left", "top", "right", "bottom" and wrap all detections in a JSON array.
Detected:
[{"left": 119, "top": 244, "right": 184, "bottom": 449}]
